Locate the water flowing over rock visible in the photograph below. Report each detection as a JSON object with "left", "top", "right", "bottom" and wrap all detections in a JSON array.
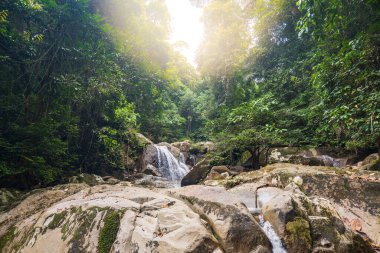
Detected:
[
  {"left": 155, "top": 145, "right": 190, "bottom": 181},
  {"left": 1, "top": 163, "right": 378, "bottom": 253},
  {"left": 179, "top": 152, "right": 186, "bottom": 164},
  {"left": 258, "top": 215, "right": 287, "bottom": 253}
]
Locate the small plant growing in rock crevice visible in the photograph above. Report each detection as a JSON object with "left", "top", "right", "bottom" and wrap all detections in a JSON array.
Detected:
[
  {"left": 48, "top": 211, "right": 67, "bottom": 229},
  {"left": 98, "top": 210, "right": 121, "bottom": 253},
  {"left": 68, "top": 209, "right": 97, "bottom": 253}
]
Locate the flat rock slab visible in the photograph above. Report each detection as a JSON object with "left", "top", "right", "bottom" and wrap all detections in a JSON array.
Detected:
[{"left": 0, "top": 185, "right": 219, "bottom": 253}]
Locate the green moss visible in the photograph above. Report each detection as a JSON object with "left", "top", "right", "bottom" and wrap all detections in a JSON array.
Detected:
[
  {"left": 320, "top": 166, "right": 347, "bottom": 175},
  {"left": 368, "top": 159, "right": 380, "bottom": 171},
  {"left": 68, "top": 208, "right": 97, "bottom": 253},
  {"left": 223, "top": 177, "right": 242, "bottom": 189},
  {"left": 0, "top": 226, "right": 16, "bottom": 252},
  {"left": 285, "top": 217, "right": 312, "bottom": 253},
  {"left": 98, "top": 210, "right": 121, "bottom": 253},
  {"left": 48, "top": 211, "right": 67, "bottom": 229},
  {"left": 71, "top": 210, "right": 96, "bottom": 242},
  {"left": 297, "top": 197, "right": 313, "bottom": 216}
]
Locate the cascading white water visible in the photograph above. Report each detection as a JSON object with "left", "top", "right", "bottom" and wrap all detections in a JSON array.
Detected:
[
  {"left": 179, "top": 152, "right": 186, "bottom": 164},
  {"left": 155, "top": 145, "right": 190, "bottom": 181},
  {"left": 258, "top": 215, "right": 287, "bottom": 253}
]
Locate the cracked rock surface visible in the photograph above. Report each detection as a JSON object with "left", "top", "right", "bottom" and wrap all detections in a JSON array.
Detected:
[{"left": 0, "top": 163, "right": 378, "bottom": 253}]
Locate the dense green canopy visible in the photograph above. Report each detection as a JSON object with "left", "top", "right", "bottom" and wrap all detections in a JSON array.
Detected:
[
  {"left": 0, "top": 0, "right": 379, "bottom": 186},
  {"left": 193, "top": 0, "right": 380, "bottom": 167}
]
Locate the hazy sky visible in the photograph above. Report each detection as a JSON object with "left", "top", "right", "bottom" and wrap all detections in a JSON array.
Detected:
[{"left": 165, "top": 0, "right": 204, "bottom": 67}]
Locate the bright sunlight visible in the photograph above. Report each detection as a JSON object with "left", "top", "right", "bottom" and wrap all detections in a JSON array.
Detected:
[{"left": 165, "top": 0, "right": 203, "bottom": 66}]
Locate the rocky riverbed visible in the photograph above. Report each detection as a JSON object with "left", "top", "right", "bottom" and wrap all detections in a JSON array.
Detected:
[{"left": 0, "top": 162, "right": 379, "bottom": 253}]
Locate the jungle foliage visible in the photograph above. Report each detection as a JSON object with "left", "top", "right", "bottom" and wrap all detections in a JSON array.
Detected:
[
  {"left": 193, "top": 0, "right": 380, "bottom": 168},
  {"left": 0, "top": 0, "right": 379, "bottom": 185},
  {"left": 0, "top": 0, "right": 198, "bottom": 188}
]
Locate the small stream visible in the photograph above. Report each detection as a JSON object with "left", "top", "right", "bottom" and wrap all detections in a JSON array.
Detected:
[{"left": 258, "top": 215, "right": 287, "bottom": 253}]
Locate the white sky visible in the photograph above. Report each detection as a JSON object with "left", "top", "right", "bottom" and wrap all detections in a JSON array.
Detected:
[{"left": 165, "top": 0, "right": 204, "bottom": 67}]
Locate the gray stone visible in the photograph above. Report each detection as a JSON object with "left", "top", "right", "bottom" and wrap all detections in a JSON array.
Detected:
[
  {"left": 142, "top": 164, "right": 162, "bottom": 177},
  {"left": 172, "top": 185, "right": 272, "bottom": 253},
  {"left": 181, "top": 159, "right": 211, "bottom": 186}
]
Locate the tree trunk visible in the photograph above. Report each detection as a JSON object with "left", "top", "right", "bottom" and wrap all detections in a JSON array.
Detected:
[
  {"left": 249, "top": 147, "right": 260, "bottom": 170},
  {"left": 264, "top": 147, "right": 270, "bottom": 166}
]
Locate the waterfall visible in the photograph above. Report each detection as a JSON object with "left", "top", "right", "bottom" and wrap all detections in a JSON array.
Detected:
[
  {"left": 258, "top": 215, "right": 287, "bottom": 253},
  {"left": 179, "top": 152, "right": 186, "bottom": 164},
  {"left": 155, "top": 145, "right": 190, "bottom": 181}
]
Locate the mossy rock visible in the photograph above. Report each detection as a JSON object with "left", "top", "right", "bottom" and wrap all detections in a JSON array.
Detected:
[
  {"left": 69, "top": 208, "right": 97, "bottom": 252},
  {"left": 48, "top": 211, "right": 67, "bottom": 229},
  {"left": 0, "top": 188, "right": 23, "bottom": 211},
  {"left": 98, "top": 210, "right": 121, "bottom": 253},
  {"left": 189, "top": 144, "right": 203, "bottom": 155},
  {"left": 0, "top": 226, "right": 16, "bottom": 252},
  {"left": 69, "top": 173, "right": 104, "bottom": 186},
  {"left": 285, "top": 217, "right": 312, "bottom": 253},
  {"left": 136, "top": 133, "right": 153, "bottom": 147},
  {"left": 223, "top": 177, "right": 243, "bottom": 189},
  {"left": 368, "top": 158, "right": 380, "bottom": 171}
]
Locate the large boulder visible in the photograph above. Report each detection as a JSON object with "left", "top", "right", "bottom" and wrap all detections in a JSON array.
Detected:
[
  {"left": 172, "top": 141, "right": 191, "bottom": 164},
  {"left": 157, "top": 142, "right": 181, "bottom": 159},
  {"left": 171, "top": 141, "right": 191, "bottom": 153},
  {"left": 260, "top": 189, "right": 295, "bottom": 237},
  {"left": 288, "top": 155, "right": 323, "bottom": 166},
  {"left": 68, "top": 173, "right": 104, "bottom": 186},
  {"left": 134, "top": 133, "right": 155, "bottom": 172},
  {"left": 232, "top": 163, "right": 380, "bottom": 250},
  {"left": 171, "top": 185, "right": 272, "bottom": 253},
  {"left": 288, "top": 155, "right": 348, "bottom": 167},
  {"left": 137, "top": 143, "right": 157, "bottom": 172},
  {"left": 264, "top": 147, "right": 317, "bottom": 164},
  {"left": 0, "top": 184, "right": 88, "bottom": 239},
  {"left": 359, "top": 153, "right": 380, "bottom": 171},
  {"left": 1, "top": 163, "right": 378, "bottom": 253},
  {"left": 255, "top": 147, "right": 353, "bottom": 168},
  {"left": 136, "top": 133, "right": 153, "bottom": 146},
  {"left": 206, "top": 166, "right": 237, "bottom": 181},
  {"left": 188, "top": 142, "right": 215, "bottom": 166},
  {"left": 141, "top": 164, "right": 161, "bottom": 177},
  {"left": 189, "top": 142, "right": 215, "bottom": 154},
  {"left": 256, "top": 183, "right": 376, "bottom": 253},
  {"left": 0, "top": 185, "right": 220, "bottom": 253},
  {"left": 308, "top": 216, "right": 339, "bottom": 252},
  {"left": 181, "top": 159, "right": 211, "bottom": 186},
  {"left": 0, "top": 188, "right": 23, "bottom": 211}
]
